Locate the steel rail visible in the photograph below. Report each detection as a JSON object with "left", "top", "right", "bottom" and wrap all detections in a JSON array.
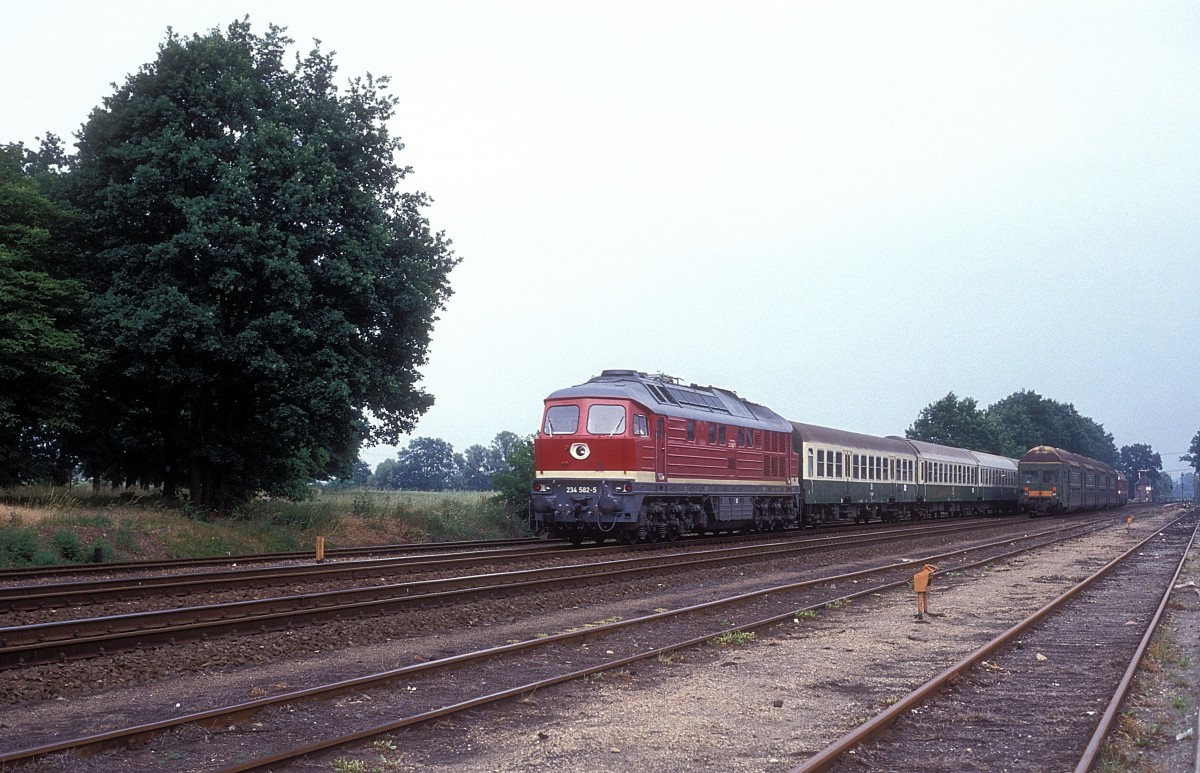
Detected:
[
  {"left": 790, "top": 513, "right": 1196, "bottom": 773},
  {"left": 0, "top": 512, "right": 1079, "bottom": 584},
  {"left": 1074, "top": 513, "right": 1199, "bottom": 771},
  {"left": 0, "top": 516, "right": 1023, "bottom": 609},
  {"left": 0, "top": 543, "right": 571, "bottom": 609},
  {"left": 0, "top": 518, "right": 1100, "bottom": 667},
  {"left": 0, "top": 512, "right": 1117, "bottom": 769},
  {"left": 0, "top": 536, "right": 555, "bottom": 582}
]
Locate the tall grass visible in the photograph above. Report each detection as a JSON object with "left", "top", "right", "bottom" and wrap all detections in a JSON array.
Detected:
[
  {"left": 0, "top": 486, "right": 530, "bottom": 568},
  {"left": 318, "top": 489, "right": 526, "bottom": 540}
]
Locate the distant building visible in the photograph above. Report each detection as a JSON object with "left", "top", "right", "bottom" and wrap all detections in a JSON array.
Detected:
[{"left": 1134, "top": 470, "right": 1153, "bottom": 503}]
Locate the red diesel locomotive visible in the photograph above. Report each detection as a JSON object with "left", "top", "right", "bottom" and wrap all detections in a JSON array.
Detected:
[{"left": 530, "top": 370, "right": 801, "bottom": 544}]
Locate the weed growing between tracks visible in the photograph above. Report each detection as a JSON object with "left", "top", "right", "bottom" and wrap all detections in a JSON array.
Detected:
[{"left": 1099, "top": 549, "right": 1200, "bottom": 772}]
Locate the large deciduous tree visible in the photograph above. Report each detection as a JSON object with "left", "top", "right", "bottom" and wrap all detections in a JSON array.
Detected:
[
  {"left": 1183, "top": 431, "right": 1200, "bottom": 481},
  {"left": 1117, "top": 443, "right": 1162, "bottom": 490},
  {"left": 0, "top": 145, "right": 89, "bottom": 485},
  {"left": 903, "top": 389, "right": 1118, "bottom": 463},
  {"left": 391, "top": 437, "right": 459, "bottom": 491},
  {"left": 905, "top": 392, "right": 1001, "bottom": 454},
  {"left": 986, "top": 390, "right": 1116, "bottom": 463},
  {"left": 60, "top": 21, "right": 455, "bottom": 509}
]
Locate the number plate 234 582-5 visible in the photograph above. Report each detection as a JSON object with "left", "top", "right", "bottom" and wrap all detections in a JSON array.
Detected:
[{"left": 565, "top": 486, "right": 598, "bottom": 494}]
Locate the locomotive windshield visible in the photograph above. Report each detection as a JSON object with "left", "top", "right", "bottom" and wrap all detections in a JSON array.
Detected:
[
  {"left": 543, "top": 405, "right": 580, "bottom": 435},
  {"left": 587, "top": 404, "right": 626, "bottom": 435}
]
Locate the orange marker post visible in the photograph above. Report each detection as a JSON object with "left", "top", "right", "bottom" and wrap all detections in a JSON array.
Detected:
[
  {"left": 913, "top": 563, "right": 938, "bottom": 620},
  {"left": 1126, "top": 515, "right": 1134, "bottom": 527},
  {"left": 316, "top": 536, "right": 326, "bottom": 563}
]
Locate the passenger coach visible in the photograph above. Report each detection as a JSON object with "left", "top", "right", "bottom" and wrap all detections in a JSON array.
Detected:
[{"left": 793, "top": 423, "right": 1019, "bottom": 523}]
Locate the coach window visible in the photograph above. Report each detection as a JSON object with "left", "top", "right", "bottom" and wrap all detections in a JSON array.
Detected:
[
  {"left": 687, "top": 420, "right": 695, "bottom": 442},
  {"left": 807, "top": 448, "right": 814, "bottom": 477},
  {"left": 835, "top": 452, "right": 843, "bottom": 478},
  {"left": 1043, "top": 470, "right": 1058, "bottom": 483},
  {"left": 543, "top": 404, "right": 580, "bottom": 435},
  {"left": 633, "top": 414, "right": 648, "bottom": 437},
  {"left": 587, "top": 404, "right": 626, "bottom": 435},
  {"left": 719, "top": 425, "right": 727, "bottom": 446},
  {"left": 817, "top": 449, "right": 826, "bottom": 478}
]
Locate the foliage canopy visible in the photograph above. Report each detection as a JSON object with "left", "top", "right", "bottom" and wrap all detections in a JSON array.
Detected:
[
  {"left": 0, "top": 146, "right": 90, "bottom": 485},
  {"left": 907, "top": 389, "right": 1117, "bottom": 463},
  {"left": 29, "top": 20, "right": 455, "bottom": 509}
]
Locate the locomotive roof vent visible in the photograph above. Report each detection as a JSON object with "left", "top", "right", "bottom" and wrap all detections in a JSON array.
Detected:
[{"left": 599, "top": 369, "right": 641, "bottom": 378}]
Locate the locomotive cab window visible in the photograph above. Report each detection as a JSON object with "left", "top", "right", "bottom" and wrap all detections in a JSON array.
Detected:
[
  {"left": 633, "top": 414, "right": 648, "bottom": 437},
  {"left": 543, "top": 405, "right": 580, "bottom": 435},
  {"left": 587, "top": 404, "right": 626, "bottom": 435}
]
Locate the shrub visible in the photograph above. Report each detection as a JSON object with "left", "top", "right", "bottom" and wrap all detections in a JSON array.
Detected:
[
  {"left": 53, "top": 531, "right": 87, "bottom": 562},
  {"left": 0, "top": 525, "right": 41, "bottom": 566}
]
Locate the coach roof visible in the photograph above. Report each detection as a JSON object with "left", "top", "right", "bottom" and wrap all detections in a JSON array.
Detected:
[
  {"left": 546, "top": 370, "right": 792, "bottom": 432},
  {"left": 791, "top": 423, "right": 915, "bottom": 455}
]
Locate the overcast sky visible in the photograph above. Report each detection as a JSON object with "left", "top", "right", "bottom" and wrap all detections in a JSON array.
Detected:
[{"left": 4, "top": 2, "right": 1198, "bottom": 476}]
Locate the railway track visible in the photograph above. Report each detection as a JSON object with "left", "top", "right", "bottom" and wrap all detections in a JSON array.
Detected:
[
  {"left": 794, "top": 511, "right": 1199, "bottom": 772},
  {"left": 0, "top": 514, "right": 1127, "bottom": 769},
  {"left": 0, "top": 516, "right": 1035, "bottom": 617},
  {"left": 0, "top": 536, "right": 555, "bottom": 583},
  {"left": 0, "top": 517, "right": 1103, "bottom": 668}
]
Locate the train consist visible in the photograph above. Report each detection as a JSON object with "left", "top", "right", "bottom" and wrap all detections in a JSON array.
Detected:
[
  {"left": 530, "top": 370, "right": 1125, "bottom": 543},
  {"left": 1018, "top": 445, "right": 1126, "bottom": 515}
]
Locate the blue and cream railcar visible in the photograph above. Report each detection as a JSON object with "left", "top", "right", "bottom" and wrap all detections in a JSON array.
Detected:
[{"left": 792, "top": 423, "right": 919, "bottom": 524}]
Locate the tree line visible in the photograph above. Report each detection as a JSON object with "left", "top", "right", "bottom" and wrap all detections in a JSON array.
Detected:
[
  {"left": 908, "top": 390, "right": 1200, "bottom": 500},
  {"left": 0, "top": 21, "right": 457, "bottom": 512}
]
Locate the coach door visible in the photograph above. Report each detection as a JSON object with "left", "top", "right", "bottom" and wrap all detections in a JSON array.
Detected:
[{"left": 656, "top": 418, "right": 667, "bottom": 481}]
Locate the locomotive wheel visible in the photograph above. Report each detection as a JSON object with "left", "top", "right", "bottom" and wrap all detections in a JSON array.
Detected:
[{"left": 569, "top": 533, "right": 584, "bottom": 546}]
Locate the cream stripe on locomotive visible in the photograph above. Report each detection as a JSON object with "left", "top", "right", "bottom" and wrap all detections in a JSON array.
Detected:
[{"left": 536, "top": 469, "right": 799, "bottom": 486}]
